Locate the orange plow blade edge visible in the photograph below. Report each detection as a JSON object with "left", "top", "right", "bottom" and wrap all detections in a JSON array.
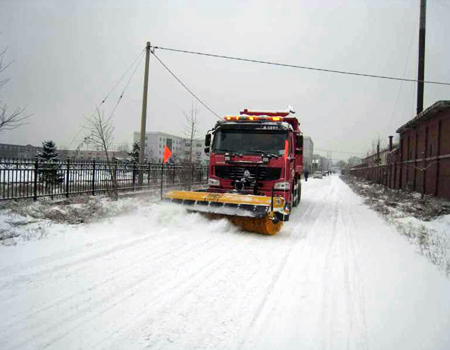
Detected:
[{"left": 163, "top": 190, "right": 287, "bottom": 235}]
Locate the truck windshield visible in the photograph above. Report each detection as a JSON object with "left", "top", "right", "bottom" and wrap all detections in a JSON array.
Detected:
[{"left": 212, "top": 130, "right": 287, "bottom": 156}]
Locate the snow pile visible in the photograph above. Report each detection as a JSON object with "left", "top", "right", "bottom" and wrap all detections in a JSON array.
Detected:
[
  {"left": 342, "top": 175, "right": 450, "bottom": 276},
  {"left": 0, "top": 196, "right": 143, "bottom": 245},
  {"left": 0, "top": 194, "right": 236, "bottom": 246}
]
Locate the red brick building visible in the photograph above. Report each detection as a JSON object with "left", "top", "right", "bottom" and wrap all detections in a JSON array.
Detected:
[
  {"left": 351, "top": 100, "right": 450, "bottom": 200},
  {"left": 396, "top": 100, "right": 450, "bottom": 198}
]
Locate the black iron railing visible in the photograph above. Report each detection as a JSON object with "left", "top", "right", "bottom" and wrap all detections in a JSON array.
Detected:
[{"left": 0, "top": 158, "right": 209, "bottom": 200}]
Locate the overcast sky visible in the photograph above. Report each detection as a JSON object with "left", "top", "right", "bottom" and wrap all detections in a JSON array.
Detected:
[{"left": 1, "top": 0, "right": 449, "bottom": 160}]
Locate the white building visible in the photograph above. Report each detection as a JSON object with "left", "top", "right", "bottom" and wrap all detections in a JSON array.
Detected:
[{"left": 133, "top": 132, "right": 208, "bottom": 164}]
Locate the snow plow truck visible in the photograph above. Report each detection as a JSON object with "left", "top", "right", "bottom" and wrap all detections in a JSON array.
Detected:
[{"left": 163, "top": 108, "right": 304, "bottom": 235}]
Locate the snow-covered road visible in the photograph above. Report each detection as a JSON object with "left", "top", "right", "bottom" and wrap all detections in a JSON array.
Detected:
[{"left": 1, "top": 176, "right": 450, "bottom": 349}]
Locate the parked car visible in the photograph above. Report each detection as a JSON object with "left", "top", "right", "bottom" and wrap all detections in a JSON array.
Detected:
[{"left": 313, "top": 171, "right": 323, "bottom": 179}]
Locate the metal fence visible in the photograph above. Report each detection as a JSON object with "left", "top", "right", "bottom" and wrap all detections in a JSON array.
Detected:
[{"left": 0, "top": 158, "right": 209, "bottom": 201}]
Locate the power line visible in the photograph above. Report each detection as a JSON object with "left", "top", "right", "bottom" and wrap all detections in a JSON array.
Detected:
[
  {"left": 152, "top": 45, "right": 450, "bottom": 87},
  {"left": 68, "top": 48, "right": 146, "bottom": 148},
  {"left": 433, "top": 0, "right": 450, "bottom": 9},
  {"left": 101, "top": 49, "right": 145, "bottom": 104},
  {"left": 107, "top": 51, "right": 145, "bottom": 122},
  {"left": 151, "top": 51, "right": 222, "bottom": 120}
]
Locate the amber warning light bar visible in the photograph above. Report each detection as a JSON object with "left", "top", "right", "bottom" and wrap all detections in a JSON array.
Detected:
[
  {"left": 223, "top": 115, "right": 283, "bottom": 122},
  {"left": 240, "top": 108, "right": 294, "bottom": 117}
]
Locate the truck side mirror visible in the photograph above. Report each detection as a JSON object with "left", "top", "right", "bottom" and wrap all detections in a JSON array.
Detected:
[
  {"left": 204, "top": 134, "right": 211, "bottom": 155},
  {"left": 205, "top": 134, "right": 211, "bottom": 147},
  {"left": 296, "top": 135, "right": 303, "bottom": 155}
]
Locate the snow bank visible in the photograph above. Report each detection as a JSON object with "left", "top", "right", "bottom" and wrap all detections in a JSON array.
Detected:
[{"left": 342, "top": 175, "right": 450, "bottom": 276}]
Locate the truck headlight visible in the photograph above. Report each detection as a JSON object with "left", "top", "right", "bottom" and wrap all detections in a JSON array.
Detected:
[
  {"left": 274, "top": 181, "right": 290, "bottom": 190},
  {"left": 208, "top": 178, "right": 220, "bottom": 186}
]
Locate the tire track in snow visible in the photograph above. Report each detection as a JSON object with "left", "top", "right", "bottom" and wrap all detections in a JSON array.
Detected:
[
  {"left": 0, "top": 234, "right": 158, "bottom": 290},
  {"left": 340, "top": 184, "right": 369, "bottom": 349},
  {"left": 117, "top": 231, "right": 300, "bottom": 350},
  {"left": 0, "top": 234, "right": 206, "bottom": 333},
  {"left": 316, "top": 181, "right": 341, "bottom": 350},
  {"left": 1, "top": 233, "right": 223, "bottom": 350},
  {"left": 44, "top": 233, "right": 261, "bottom": 350},
  {"left": 315, "top": 177, "right": 369, "bottom": 350},
  {"left": 5, "top": 226, "right": 257, "bottom": 349},
  {"left": 237, "top": 239, "right": 296, "bottom": 349},
  {"left": 0, "top": 236, "right": 112, "bottom": 276}
]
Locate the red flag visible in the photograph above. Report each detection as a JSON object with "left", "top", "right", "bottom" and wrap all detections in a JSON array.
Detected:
[
  {"left": 284, "top": 140, "right": 289, "bottom": 160},
  {"left": 163, "top": 145, "right": 172, "bottom": 164}
]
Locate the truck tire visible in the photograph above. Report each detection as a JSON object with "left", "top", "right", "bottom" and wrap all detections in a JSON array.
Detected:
[
  {"left": 296, "top": 182, "right": 302, "bottom": 206},
  {"left": 292, "top": 179, "right": 301, "bottom": 207}
]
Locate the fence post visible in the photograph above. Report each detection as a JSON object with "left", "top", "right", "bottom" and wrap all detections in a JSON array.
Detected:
[
  {"left": 160, "top": 164, "right": 164, "bottom": 199},
  {"left": 33, "top": 157, "right": 38, "bottom": 201},
  {"left": 65, "top": 157, "right": 70, "bottom": 198},
  {"left": 114, "top": 158, "right": 118, "bottom": 193},
  {"left": 92, "top": 158, "right": 96, "bottom": 196},
  {"left": 172, "top": 165, "right": 175, "bottom": 184},
  {"left": 133, "top": 162, "right": 137, "bottom": 191},
  {"left": 147, "top": 163, "right": 151, "bottom": 187}
]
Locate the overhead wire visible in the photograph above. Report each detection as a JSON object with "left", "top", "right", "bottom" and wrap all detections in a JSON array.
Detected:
[
  {"left": 152, "top": 45, "right": 450, "bottom": 87},
  {"left": 101, "top": 49, "right": 145, "bottom": 104},
  {"left": 433, "top": 0, "right": 450, "bottom": 9},
  {"left": 106, "top": 50, "right": 145, "bottom": 122},
  {"left": 151, "top": 50, "right": 222, "bottom": 120},
  {"left": 68, "top": 48, "right": 146, "bottom": 148}
]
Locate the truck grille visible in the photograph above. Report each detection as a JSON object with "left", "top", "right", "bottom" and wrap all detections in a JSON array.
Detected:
[{"left": 214, "top": 166, "right": 281, "bottom": 181}]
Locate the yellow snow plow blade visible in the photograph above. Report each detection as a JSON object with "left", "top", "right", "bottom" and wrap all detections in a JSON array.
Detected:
[{"left": 163, "top": 190, "right": 287, "bottom": 235}]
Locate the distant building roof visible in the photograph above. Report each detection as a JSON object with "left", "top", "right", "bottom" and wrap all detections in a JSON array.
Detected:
[{"left": 397, "top": 100, "right": 450, "bottom": 133}]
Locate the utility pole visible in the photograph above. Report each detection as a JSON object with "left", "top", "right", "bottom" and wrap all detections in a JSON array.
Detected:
[
  {"left": 416, "top": 0, "right": 427, "bottom": 115},
  {"left": 139, "top": 41, "right": 151, "bottom": 186}
]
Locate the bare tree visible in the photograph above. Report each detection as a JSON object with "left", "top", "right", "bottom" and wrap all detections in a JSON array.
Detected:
[
  {"left": 0, "top": 47, "right": 29, "bottom": 133},
  {"left": 182, "top": 103, "right": 201, "bottom": 190},
  {"left": 85, "top": 108, "right": 118, "bottom": 199},
  {"left": 183, "top": 103, "right": 200, "bottom": 164}
]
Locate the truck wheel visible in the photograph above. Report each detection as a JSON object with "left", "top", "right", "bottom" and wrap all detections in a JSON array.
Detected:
[
  {"left": 296, "top": 182, "right": 302, "bottom": 206},
  {"left": 292, "top": 180, "right": 301, "bottom": 207}
]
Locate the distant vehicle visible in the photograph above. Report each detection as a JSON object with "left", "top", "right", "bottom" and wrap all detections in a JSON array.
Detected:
[
  {"left": 322, "top": 171, "right": 328, "bottom": 176},
  {"left": 313, "top": 171, "right": 323, "bottom": 179}
]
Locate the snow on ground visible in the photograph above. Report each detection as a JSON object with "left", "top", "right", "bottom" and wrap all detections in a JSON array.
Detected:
[
  {"left": 342, "top": 176, "right": 450, "bottom": 276},
  {"left": 1, "top": 176, "right": 450, "bottom": 349}
]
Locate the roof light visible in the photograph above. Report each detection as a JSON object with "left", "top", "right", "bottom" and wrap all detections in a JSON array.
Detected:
[
  {"left": 272, "top": 117, "right": 282, "bottom": 121},
  {"left": 223, "top": 115, "right": 263, "bottom": 121}
]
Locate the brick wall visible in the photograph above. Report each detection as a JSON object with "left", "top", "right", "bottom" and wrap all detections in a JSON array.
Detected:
[{"left": 350, "top": 101, "right": 450, "bottom": 200}]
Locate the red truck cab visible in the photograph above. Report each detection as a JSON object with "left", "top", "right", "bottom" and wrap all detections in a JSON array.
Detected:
[{"left": 204, "top": 109, "right": 303, "bottom": 220}]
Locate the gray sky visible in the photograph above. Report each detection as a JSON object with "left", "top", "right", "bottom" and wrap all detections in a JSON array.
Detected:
[{"left": 1, "top": 0, "right": 449, "bottom": 160}]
